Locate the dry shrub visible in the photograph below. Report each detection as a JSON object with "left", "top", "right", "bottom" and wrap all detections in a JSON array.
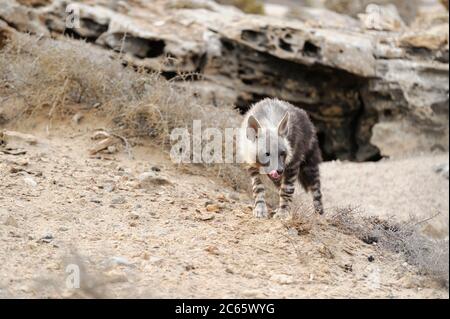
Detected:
[
  {"left": 0, "top": 33, "right": 248, "bottom": 190},
  {"left": 330, "top": 206, "right": 449, "bottom": 288},
  {"left": 216, "top": 0, "right": 264, "bottom": 14},
  {"left": 284, "top": 213, "right": 313, "bottom": 236},
  {"left": 0, "top": 33, "right": 139, "bottom": 117}
]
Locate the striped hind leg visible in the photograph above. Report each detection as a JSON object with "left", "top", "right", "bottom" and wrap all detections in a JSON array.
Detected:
[
  {"left": 273, "top": 163, "right": 300, "bottom": 219},
  {"left": 299, "top": 163, "right": 324, "bottom": 215},
  {"left": 249, "top": 167, "right": 268, "bottom": 218}
]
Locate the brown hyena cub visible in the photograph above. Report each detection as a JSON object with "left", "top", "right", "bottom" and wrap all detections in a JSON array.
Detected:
[{"left": 238, "top": 98, "right": 324, "bottom": 219}]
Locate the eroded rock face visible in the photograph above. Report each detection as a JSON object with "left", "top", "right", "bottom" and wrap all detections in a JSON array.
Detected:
[
  {"left": 1, "top": 0, "right": 448, "bottom": 160},
  {"left": 0, "top": 0, "right": 49, "bottom": 35}
]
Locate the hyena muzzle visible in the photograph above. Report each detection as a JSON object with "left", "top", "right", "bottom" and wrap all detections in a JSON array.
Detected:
[{"left": 238, "top": 98, "right": 324, "bottom": 219}]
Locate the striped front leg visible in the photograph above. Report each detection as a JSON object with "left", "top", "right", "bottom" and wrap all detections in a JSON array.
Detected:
[
  {"left": 249, "top": 167, "right": 268, "bottom": 218},
  {"left": 273, "top": 166, "right": 298, "bottom": 219}
]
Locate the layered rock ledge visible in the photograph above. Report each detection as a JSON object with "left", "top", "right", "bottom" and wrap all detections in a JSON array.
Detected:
[{"left": 1, "top": 0, "right": 448, "bottom": 160}]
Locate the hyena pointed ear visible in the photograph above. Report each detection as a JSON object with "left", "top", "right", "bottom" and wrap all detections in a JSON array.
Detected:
[
  {"left": 246, "top": 115, "right": 261, "bottom": 142},
  {"left": 278, "top": 112, "right": 289, "bottom": 137}
]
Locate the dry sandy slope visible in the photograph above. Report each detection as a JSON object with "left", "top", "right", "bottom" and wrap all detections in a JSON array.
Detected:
[
  {"left": 0, "top": 117, "right": 448, "bottom": 299},
  {"left": 312, "top": 155, "right": 449, "bottom": 239}
]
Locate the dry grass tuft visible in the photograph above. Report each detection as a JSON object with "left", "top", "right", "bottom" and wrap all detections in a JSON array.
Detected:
[
  {"left": 329, "top": 206, "right": 449, "bottom": 288},
  {"left": 284, "top": 204, "right": 449, "bottom": 288},
  {"left": 284, "top": 214, "right": 313, "bottom": 236},
  {"left": 216, "top": 0, "right": 265, "bottom": 14}
]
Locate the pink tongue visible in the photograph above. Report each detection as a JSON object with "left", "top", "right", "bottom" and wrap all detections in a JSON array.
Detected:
[{"left": 269, "top": 170, "right": 280, "bottom": 179}]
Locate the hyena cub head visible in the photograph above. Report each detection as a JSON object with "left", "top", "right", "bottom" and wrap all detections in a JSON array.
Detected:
[{"left": 245, "top": 112, "right": 292, "bottom": 181}]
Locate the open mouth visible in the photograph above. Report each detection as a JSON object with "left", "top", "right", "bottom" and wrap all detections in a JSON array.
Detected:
[{"left": 268, "top": 170, "right": 282, "bottom": 181}]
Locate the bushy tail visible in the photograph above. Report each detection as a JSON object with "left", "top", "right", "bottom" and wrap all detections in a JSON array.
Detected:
[{"left": 298, "top": 145, "right": 324, "bottom": 214}]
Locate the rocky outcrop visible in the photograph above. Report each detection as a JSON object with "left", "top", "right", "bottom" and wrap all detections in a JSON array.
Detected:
[
  {"left": 0, "top": 0, "right": 49, "bottom": 35},
  {"left": 1, "top": 0, "right": 448, "bottom": 160}
]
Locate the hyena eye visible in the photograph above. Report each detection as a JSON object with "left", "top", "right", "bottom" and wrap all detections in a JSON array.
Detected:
[
  {"left": 280, "top": 151, "right": 286, "bottom": 157},
  {"left": 265, "top": 152, "right": 270, "bottom": 156}
]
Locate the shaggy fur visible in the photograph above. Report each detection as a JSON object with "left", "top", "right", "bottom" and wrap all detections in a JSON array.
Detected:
[{"left": 238, "top": 98, "right": 324, "bottom": 218}]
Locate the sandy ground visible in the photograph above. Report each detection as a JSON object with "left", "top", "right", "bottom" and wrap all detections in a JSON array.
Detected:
[
  {"left": 0, "top": 116, "right": 448, "bottom": 299},
  {"left": 310, "top": 155, "right": 449, "bottom": 239}
]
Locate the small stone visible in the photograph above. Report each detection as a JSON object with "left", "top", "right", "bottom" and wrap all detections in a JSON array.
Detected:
[
  {"left": 38, "top": 234, "right": 54, "bottom": 243},
  {"left": 368, "top": 255, "right": 375, "bottom": 262},
  {"left": 4, "top": 215, "right": 18, "bottom": 228},
  {"left": 10, "top": 166, "right": 25, "bottom": 174},
  {"left": 185, "top": 264, "right": 195, "bottom": 271},
  {"left": 216, "top": 194, "right": 229, "bottom": 202},
  {"left": 205, "top": 245, "right": 220, "bottom": 255},
  {"left": 137, "top": 171, "right": 171, "bottom": 188},
  {"left": 197, "top": 214, "right": 215, "bottom": 221},
  {"left": 225, "top": 268, "right": 234, "bottom": 274},
  {"left": 18, "top": 285, "right": 31, "bottom": 293},
  {"left": 2, "top": 130, "right": 38, "bottom": 145},
  {"left": 270, "top": 274, "right": 295, "bottom": 285},
  {"left": 72, "top": 112, "right": 83, "bottom": 124},
  {"left": 12, "top": 158, "right": 28, "bottom": 166},
  {"left": 287, "top": 228, "right": 298, "bottom": 237},
  {"left": 206, "top": 204, "right": 220, "bottom": 212},
  {"left": 110, "top": 256, "right": 133, "bottom": 267},
  {"left": 434, "top": 163, "right": 449, "bottom": 179},
  {"left": 107, "top": 145, "right": 118, "bottom": 154},
  {"left": 104, "top": 183, "right": 116, "bottom": 192},
  {"left": 227, "top": 192, "right": 240, "bottom": 201},
  {"left": 242, "top": 289, "right": 263, "bottom": 298},
  {"left": 111, "top": 196, "right": 126, "bottom": 205},
  {"left": 23, "top": 176, "right": 37, "bottom": 187},
  {"left": 128, "top": 213, "right": 139, "bottom": 220},
  {"left": 151, "top": 166, "right": 161, "bottom": 172},
  {"left": 149, "top": 256, "right": 163, "bottom": 265}
]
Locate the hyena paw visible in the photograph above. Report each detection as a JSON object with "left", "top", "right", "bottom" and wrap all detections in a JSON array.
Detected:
[
  {"left": 316, "top": 207, "right": 324, "bottom": 215},
  {"left": 253, "top": 203, "right": 269, "bottom": 219},
  {"left": 273, "top": 208, "right": 290, "bottom": 219},
  {"left": 314, "top": 202, "right": 324, "bottom": 215}
]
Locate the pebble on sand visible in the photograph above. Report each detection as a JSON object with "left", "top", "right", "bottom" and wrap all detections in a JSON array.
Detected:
[
  {"left": 270, "top": 274, "right": 295, "bottom": 285},
  {"left": 23, "top": 176, "right": 37, "bottom": 187},
  {"left": 4, "top": 215, "right": 19, "bottom": 228},
  {"left": 137, "top": 171, "right": 172, "bottom": 188}
]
